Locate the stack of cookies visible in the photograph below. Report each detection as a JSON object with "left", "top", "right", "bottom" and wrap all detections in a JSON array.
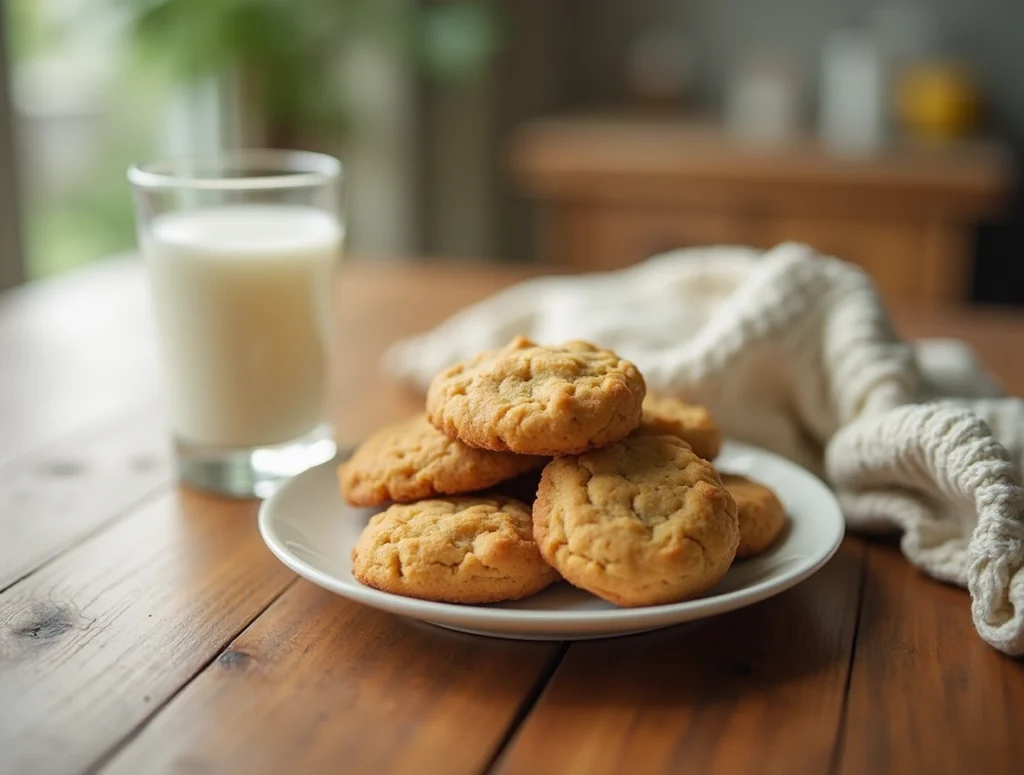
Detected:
[{"left": 339, "top": 335, "right": 786, "bottom": 607}]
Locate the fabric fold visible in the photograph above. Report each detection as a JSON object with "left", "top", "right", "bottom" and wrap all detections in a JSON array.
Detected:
[{"left": 382, "top": 242, "right": 1024, "bottom": 655}]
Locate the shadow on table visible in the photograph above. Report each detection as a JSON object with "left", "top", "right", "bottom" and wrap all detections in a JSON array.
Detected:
[
  {"left": 529, "top": 539, "right": 863, "bottom": 708},
  {"left": 392, "top": 538, "right": 863, "bottom": 712}
]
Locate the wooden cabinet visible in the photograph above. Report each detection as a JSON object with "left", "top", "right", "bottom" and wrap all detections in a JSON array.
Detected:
[
  {"left": 511, "top": 117, "right": 1012, "bottom": 307},
  {"left": 546, "top": 206, "right": 750, "bottom": 273}
]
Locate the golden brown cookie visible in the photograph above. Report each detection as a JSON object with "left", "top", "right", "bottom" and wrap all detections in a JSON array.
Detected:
[
  {"left": 533, "top": 434, "right": 739, "bottom": 607},
  {"left": 636, "top": 395, "right": 722, "bottom": 460},
  {"left": 720, "top": 474, "right": 787, "bottom": 558},
  {"left": 427, "top": 336, "right": 646, "bottom": 456},
  {"left": 351, "top": 496, "right": 560, "bottom": 604},
  {"left": 338, "top": 415, "right": 543, "bottom": 506}
]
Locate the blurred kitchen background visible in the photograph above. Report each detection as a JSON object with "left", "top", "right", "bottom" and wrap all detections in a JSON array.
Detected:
[{"left": 1, "top": 0, "right": 1022, "bottom": 307}]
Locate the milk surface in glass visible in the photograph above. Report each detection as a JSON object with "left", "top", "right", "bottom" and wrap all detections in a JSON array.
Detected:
[{"left": 142, "top": 204, "right": 340, "bottom": 448}]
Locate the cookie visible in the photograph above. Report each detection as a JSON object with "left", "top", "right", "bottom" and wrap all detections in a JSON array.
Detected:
[
  {"left": 720, "top": 474, "right": 787, "bottom": 558},
  {"left": 427, "top": 336, "right": 646, "bottom": 456},
  {"left": 338, "top": 415, "right": 543, "bottom": 506},
  {"left": 533, "top": 434, "right": 739, "bottom": 607},
  {"left": 351, "top": 496, "right": 560, "bottom": 603},
  {"left": 637, "top": 395, "right": 722, "bottom": 460}
]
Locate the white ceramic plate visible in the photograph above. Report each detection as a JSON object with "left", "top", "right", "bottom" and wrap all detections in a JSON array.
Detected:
[{"left": 259, "top": 441, "right": 844, "bottom": 640}]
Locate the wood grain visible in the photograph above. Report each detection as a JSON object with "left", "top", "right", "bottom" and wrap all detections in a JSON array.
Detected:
[
  {"left": 3, "top": 260, "right": 1024, "bottom": 775},
  {"left": 0, "top": 489, "right": 294, "bottom": 775},
  {"left": 836, "top": 541, "right": 1024, "bottom": 775},
  {"left": 494, "top": 540, "right": 865, "bottom": 775},
  {"left": 101, "top": 581, "right": 559, "bottom": 775},
  {"left": 0, "top": 411, "right": 172, "bottom": 590},
  {"left": 0, "top": 259, "right": 159, "bottom": 465}
]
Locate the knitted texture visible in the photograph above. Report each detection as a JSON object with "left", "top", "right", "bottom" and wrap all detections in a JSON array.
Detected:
[{"left": 383, "top": 243, "right": 1024, "bottom": 655}]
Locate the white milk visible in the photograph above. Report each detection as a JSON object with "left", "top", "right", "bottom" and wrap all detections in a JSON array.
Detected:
[{"left": 142, "top": 204, "right": 341, "bottom": 448}]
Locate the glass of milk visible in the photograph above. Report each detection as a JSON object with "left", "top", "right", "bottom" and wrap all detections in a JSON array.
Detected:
[{"left": 128, "top": 150, "right": 343, "bottom": 497}]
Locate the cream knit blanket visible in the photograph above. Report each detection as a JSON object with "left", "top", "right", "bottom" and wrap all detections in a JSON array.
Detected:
[{"left": 383, "top": 243, "right": 1024, "bottom": 655}]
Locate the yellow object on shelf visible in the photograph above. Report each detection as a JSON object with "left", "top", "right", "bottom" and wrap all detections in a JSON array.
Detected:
[{"left": 895, "top": 62, "right": 981, "bottom": 144}]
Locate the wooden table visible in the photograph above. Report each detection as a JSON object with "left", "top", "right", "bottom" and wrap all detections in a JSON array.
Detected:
[{"left": 2, "top": 258, "right": 1023, "bottom": 775}]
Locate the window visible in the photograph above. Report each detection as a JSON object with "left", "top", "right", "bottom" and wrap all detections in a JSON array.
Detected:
[{"left": 5, "top": 0, "right": 174, "bottom": 280}]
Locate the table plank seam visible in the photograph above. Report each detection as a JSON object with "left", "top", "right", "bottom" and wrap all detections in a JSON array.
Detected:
[
  {"left": 829, "top": 543, "right": 870, "bottom": 775},
  {"left": 84, "top": 575, "right": 302, "bottom": 775},
  {"left": 482, "top": 642, "right": 569, "bottom": 775},
  {"left": 0, "top": 481, "right": 174, "bottom": 595}
]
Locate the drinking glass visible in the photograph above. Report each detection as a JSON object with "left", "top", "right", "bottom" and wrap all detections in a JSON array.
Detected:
[{"left": 128, "top": 150, "right": 343, "bottom": 497}]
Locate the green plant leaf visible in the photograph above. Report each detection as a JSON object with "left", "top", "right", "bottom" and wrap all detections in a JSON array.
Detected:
[{"left": 121, "top": 0, "right": 503, "bottom": 138}]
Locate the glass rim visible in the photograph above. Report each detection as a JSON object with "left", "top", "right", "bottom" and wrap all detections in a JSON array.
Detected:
[{"left": 127, "top": 149, "right": 342, "bottom": 192}]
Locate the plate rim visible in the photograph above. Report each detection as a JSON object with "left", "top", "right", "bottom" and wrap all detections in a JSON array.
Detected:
[{"left": 258, "top": 440, "right": 845, "bottom": 628}]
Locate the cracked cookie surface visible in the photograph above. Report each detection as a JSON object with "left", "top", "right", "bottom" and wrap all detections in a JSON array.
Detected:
[
  {"left": 637, "top": 395, "right": 722, "bottom": 460},
  {"left": 426, "top": 336, "right": 646, "bottom": 456},
  {"left": 533, "top": 434, "right": 738, "bottom": 606},
  {"left": 720, "top": 474, "right": 787, "bottom": 558},
  {"left": 351, "top": 496, "right": 560, "bottom": 603},
  {"left": 338, "top": 414, "right": 544, "bottom": 506}
]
